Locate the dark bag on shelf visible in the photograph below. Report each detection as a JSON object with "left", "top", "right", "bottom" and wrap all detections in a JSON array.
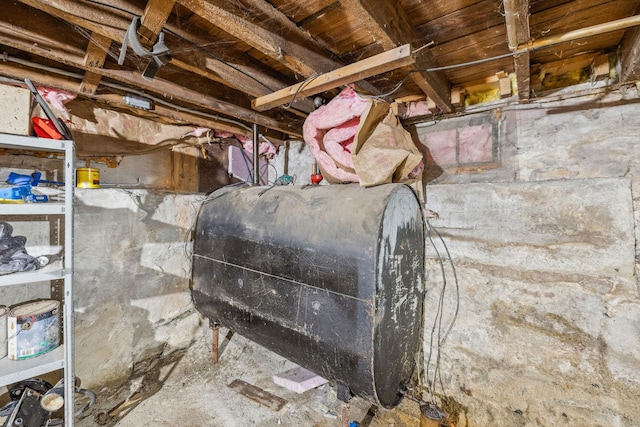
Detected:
[{"left": 0, "top": 221, "right": 40, "bottom": 274}]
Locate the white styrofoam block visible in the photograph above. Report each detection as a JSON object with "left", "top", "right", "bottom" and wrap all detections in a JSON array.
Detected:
[
  {"left": 0, "top": 85, "right": 32, "bottom": 136},
  {"left": 273, "top": 366, "right": 328, "bottom": 394}
]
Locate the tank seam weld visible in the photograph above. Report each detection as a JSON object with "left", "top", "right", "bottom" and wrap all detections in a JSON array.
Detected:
[{"left": 194, "top": 254, "right": 370, "bottom": 303}]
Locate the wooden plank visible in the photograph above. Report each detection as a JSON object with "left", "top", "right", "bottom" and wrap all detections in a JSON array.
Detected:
[
  {"left": 228, "top": 379, "right": 287, "bottom": 411},
  {"left": 451, "top": 87, "right": 464, "bottom": 107},
  {"left": 499, "top": 76, "right": 512, "bottom": 98},
  {"left": 338, "top": 0, "right": 453, "bottom": 113},
  {"left": 252, "top": 44, "right": 414, "bottom": 111},
  {"left": 593, "top": 54, "right": 610, "bottom": 79},
  {"left": 171, "top": 145, "right": 199, "bottom": 192}
]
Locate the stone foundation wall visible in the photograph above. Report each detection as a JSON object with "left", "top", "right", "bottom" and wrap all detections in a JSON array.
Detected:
[
  {"left": 73, "top": 189, "right": 205, "bottom": 389},
  {"left": 416, "top": 89, "right": 640, "bottom": 426}
]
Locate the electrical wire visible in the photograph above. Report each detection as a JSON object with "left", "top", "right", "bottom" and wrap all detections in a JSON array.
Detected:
[
  {"left": 423, "top": 220, "right": 460, "bottom": 404},
  {"left": 355, "top": 51, "right": 521, "bottom": 101},
  {"left": 282, "top": 73, "right": 320, "bottom": 108}
]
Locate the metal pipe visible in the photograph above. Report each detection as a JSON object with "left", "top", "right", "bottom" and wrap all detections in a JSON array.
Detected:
[
  {"left": 252, "top": 123, "right": 259, "bottom": 186},
  {"left": 503, "top": 0, "right": 518, "bottom": 51},
  {"left": 519, "top": 14, "right": 640, "bottom": 52}
]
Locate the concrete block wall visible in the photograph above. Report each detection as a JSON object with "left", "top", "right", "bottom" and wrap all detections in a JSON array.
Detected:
[{"left": 416, "top": 89, "right": 640, "bottom": 426}]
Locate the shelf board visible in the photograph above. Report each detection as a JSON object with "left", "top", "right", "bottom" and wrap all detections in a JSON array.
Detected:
[
  {"left": 0, "top": 202, "right": 66, "bottom": 215},
  {"left": 0, "top": 134, "right": 69, "bottom": 152},
  {"left": 0, "top": 346, "right": 64, "bottom": 387},
  {"left": 0, "top": 267, "right": 65, "bottom": 287}
]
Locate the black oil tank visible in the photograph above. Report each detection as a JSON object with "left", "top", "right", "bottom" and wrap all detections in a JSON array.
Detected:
[{"left": 192, "top": 183, "right": 424, "bottom": 408}]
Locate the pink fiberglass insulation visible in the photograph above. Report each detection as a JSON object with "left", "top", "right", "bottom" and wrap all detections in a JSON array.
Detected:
[
  {"left": 302, "top": 87, "right": 369, "bottom": 183},
  {"left": 322, "top": 117, "right": 359, "bottom": 169}
]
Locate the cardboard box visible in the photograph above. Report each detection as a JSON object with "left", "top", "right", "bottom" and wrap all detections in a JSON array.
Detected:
[{"left": 0, "top": 84, "right": 32, "bottom": 136}]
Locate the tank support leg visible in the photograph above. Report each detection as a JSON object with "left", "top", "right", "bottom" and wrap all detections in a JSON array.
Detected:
[{"left": 210, "top": 319, "right": 220, "bottom": 364}]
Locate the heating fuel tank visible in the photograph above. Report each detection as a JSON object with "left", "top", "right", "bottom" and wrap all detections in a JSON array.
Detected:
[{"left": 192, "top": 183, "right": 424, "bottom": 408}]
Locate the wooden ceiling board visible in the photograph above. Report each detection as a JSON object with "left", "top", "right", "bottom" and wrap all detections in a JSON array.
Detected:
[
  {"left": 529, "top": 0, "right": 636, "bottom": 39},
  {"left": 268, "top": 0, "right": 338, "bottom": 23},
  {"left": 413, "top": 1, "right": 506, "bottom": 46},
  {"left": 445, "top": 57, "right": 517, "bottom": 86},
  {"left": 402, "top": 0, "right": 486, "bottom": 23},
  {"left": 430, "top": 26, "right": 511, "bottom": 64},
  {"left": 529, "top": 31, "right": 623, "bottom": 63},
  {"left": 300, "top": 7, "right": 377, "bottom": 56},
  {"left": 2, "top": 3, "right": 88, "bottom": 57}
]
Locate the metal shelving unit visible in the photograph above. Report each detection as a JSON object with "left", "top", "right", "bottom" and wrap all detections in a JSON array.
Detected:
[{"left": 0, "top": 133, "right": 75, "bottom": 426}]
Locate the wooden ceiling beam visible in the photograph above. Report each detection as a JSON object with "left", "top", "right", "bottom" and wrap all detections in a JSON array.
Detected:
[
  {"left": 0, "top": 28, "right": 302, "bottom": 137},
  {"left": 504, "top": 0, "right": 531, "bottom": 99},
  {"left": 174, "top": 0, "right": 337, "bottom": 77},
  {"left": 91, "top": 95, "right": 283, "bottom": 141},
  {"left": 16, "top": 0, "right": 126, "bottom": 40},
  {"left": 619, "top": 26, "right": 640, "bottom": 83},
  {"left": 253, "top": 44, "right": 414, "bottom": 111},
  {"left": 339, "top": 0, "right": 453, "bottom": 113},
  {"left": 0, "top": 61, "right": 270, "bottom": 140},
  {"left": 97, "top": 68, "right": 301, "bottom": 136},
  {"left": 80, "top": 32, "right": 112, "bottom": 95},
  {"left": 173, "top": 0, "right": 379, "bottom": 96},
  {"left": 14, "top": 0, "right": 305, "bottom": 113},
  {"left": 139, "top": 0, "right": 175, "bottom": 45}
]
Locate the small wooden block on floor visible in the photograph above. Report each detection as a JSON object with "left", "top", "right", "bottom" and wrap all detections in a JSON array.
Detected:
[
  {"left": 273, "top": 366, "right": 328, "bottom": 394},
  {"left": 228, "top": 379, "right": 287, "bottom": 411}
]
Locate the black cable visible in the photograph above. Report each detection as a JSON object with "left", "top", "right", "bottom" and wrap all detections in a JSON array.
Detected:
[{"left": 283, "top": 73, "right": 320, "bottom": 108}]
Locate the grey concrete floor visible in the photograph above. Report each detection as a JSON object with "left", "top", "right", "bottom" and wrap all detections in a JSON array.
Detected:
[{"left": 74, "top": 328, "right": 422, "bottom": 427}]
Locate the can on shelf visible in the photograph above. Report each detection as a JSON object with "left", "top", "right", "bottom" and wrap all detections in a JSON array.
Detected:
[
  {"left": 76, "top": 167, "right": 100, "bottom": 188},
  {"left": 7, "top": 299, "right": 60, "bottom": 360}
]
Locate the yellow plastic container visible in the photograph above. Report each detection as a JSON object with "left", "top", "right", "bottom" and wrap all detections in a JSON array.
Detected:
[{"left": 76, "top": 168, "right": 100, "bottom": 188}]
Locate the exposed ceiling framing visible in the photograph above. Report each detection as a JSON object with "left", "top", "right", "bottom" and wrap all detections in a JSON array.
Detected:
[{"left": 1, "top": 0, "right": 640, "bottom": 142}]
